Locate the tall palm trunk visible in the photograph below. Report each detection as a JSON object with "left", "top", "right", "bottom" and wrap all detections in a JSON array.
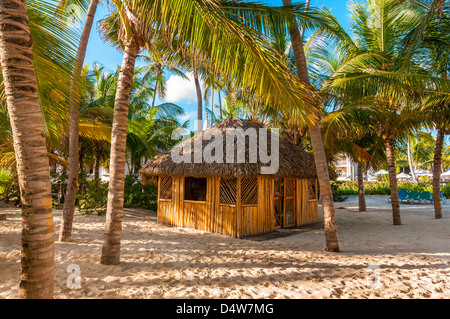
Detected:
[
  {"left": 101, "top": 38, "right": 140, "bottom": 265},
  {"left": 151, "top": 63, "right": 161, "bottom": 108},
  {"left": 385, "top": 135, "right": 401, "bottom": 225},
  {"left": 407, "top": 136, "right": 418, "bottom": 182},
  {"left": 0, "top": 0, "right": 54, "bottom": 298},
  {"left": 357, "top": 163, "right": 366, "bottom": 211},
  {"left": 59, "top": 0, "right": 99, "bottom": 242},
  {"left": 282, "top": 0, "right": 339, "bottom": 252},
  {"left": 210, "top": 86, "right": 214, "bottom": 125},
  {"left": 94, "top": 144, "right": 101, "bottom": 180},
  {"left": 78, "top": 146, "right": 85, "bottom": 195},
  {"left": 218, "top": 89, "right": 223, "bottom": 120},
  {"left": 432, "top": 127, "right": 444, "bottom": 219},
  {"left": 151, "top": 81, "right": 158, "bottom": 108},
  {"left": 194, "top": 73, "right": 202, "bottom": 132}
]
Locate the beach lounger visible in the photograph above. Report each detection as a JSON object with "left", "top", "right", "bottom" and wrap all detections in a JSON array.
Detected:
[
  {"left": 389, "top": 189, "right": 408, "bottom": 203},
  {"left": 428, "top": 192, "right": 447, "bottom": 204},
  {"left": 405, "top": 190, "right": 420, "bottom": 203},
  {"left": 417, "top": 191, "right": 432, "bottom": 204}
]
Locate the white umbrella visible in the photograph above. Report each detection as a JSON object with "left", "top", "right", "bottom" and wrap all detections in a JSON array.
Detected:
[
  {"left": 375, "top": 169, "right": 389, "bottom": 175},
  {"left": 414, "top": 168, "right": 430, "bottom": 176},
  {"left": 441, "top": 170, "right": 450, "bottom": 177},
  {"left": 397, "top": 172, "right": 411, "bottom": 180}
]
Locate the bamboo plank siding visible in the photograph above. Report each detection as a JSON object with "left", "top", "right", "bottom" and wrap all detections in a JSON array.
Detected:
[
  {"left": 155, "top": 175, "right": 318, "bottom": 237},
  {"left": 142, "top": 118, "right": 324, "bottom": 238}
]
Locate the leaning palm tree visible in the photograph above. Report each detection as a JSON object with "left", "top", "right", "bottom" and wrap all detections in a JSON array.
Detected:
[
  {"left": 59, "top": 0, "right": 101, "bottom": 242},
  {"left": 322, "top": 110, "right": 386, "bottom": 212},
  {"left": 418, "top": 5, "right": 450, "bottom": 219},
  {"left": 98, "top": 0, "right": 327, "bottom": 264},
  {"left": 0, "top": 0, "right": 55, "bottom": 298},
  {"left": 321, "top": 0, "right": 450, "bottom": 225},
  {"left": 282, "top": 0, "right": 340, "bottom": 252}
]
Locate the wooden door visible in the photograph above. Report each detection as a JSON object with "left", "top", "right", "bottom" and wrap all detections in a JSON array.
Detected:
[
  {"left": 283, "top": 178, "right": 295, "bottom": 227},
  {"left": 274, "top": 178, "right": 283, "bottom": 228}
]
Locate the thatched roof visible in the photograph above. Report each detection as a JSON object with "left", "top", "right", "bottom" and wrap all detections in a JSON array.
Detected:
[{"left": 139, "top": 117, "right": 325, "bottom": 184}]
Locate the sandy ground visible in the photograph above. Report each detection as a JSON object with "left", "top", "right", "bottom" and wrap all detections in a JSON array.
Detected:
[{"left": 1, "top": 195, "right": 449, "bottom": 299}]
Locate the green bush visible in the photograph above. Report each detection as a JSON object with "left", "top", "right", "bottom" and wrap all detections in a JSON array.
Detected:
[
  {"left": 331, "top": 180, "right": 440, "bottom": 197},
  {"left": 76, "top": 179, "right": 108, "bottom": 215},
  {"left": 330, "top": 181, "right": 349, "bottom": 202},
  {"left": 0, "top": 168, "right": 11, "bottom": 194},
  {"left": 76, "top": 174, "right": 158, "bottom": 215},
  {"left": 441, "top": 184, "right": 450, "bottom": 199},
  {"left": 123, "top": 174, "right": 158, "bottom": 211},
  {"left": 0, "top": 169, "right": 20, "bottom": 205}
]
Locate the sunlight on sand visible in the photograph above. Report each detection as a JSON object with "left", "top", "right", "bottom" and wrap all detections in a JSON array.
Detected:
[{"left": 1, "top": 195, "right": 449, "bottom": 299}]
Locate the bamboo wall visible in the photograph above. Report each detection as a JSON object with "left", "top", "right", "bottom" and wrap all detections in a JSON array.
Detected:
[
  {"left": 296, "top": 179, "right": 319, "bottom": 225},
  {"left": 156, "top": 176, "right": 319, "bottom": 238}
]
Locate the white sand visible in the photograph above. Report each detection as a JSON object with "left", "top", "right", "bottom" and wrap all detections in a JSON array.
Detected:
[{"left": 1, "top": 195, "right": 449, "bottom": 299}]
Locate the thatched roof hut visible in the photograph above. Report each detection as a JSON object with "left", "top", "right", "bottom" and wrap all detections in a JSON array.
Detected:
[
  {"left": 140, "top": 117, "right": 319, "bottom": 183},
  {"left": 139, "top": 117, "right": 322, "bottom": 238}
]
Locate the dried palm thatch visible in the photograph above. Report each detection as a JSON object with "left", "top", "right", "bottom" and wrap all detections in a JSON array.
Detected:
[{"left": 139, "top": 117, "right": 330, "bottom": 185}]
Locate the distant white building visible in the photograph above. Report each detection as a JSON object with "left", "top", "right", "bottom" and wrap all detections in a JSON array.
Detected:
[
  {"left": 333, "top": 153, "right": 378, "bottom": 181},
  {"left": 333, "top": 153, "right": 357, "bottom": 181}
]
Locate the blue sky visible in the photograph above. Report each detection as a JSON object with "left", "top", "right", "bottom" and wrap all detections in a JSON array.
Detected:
[{"left": 83, "top": 0, "right": 355, "bottom": 131}]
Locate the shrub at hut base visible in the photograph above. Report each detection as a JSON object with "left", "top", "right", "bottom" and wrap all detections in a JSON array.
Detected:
[
  {"left": 76, "top": 179, "right": 108, "bottom": 215},
  {"left": 330, "top": 181, "right": 450, "bottom": 198},
  {"left": 76, "top": 174, "right": 157, "bottom": 215},
  {"left": 123, "top": 174, "right": 158, "bottom": 211}
]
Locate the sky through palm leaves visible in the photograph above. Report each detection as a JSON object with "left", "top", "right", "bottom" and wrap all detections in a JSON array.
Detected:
[{"left": 83, "top": 0, "right": 358, "bottom": 131}]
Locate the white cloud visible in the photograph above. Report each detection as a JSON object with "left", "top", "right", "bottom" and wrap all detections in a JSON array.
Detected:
[
  {"left": 178, "top": 110, "right": 197, "bottom": 123},
  {"left": 165, "top": 72, "right": 203, "bottom": 103}
]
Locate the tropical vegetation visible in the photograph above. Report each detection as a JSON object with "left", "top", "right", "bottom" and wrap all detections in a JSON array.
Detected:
[{"left": 1, "top": 0, "right": 450, "bottom": 298}]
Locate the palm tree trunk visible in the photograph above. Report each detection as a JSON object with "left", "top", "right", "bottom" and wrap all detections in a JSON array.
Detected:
[
  {"left": 151, "top": 63, "right": 160, "bottom": 108},
  {"left": 385, "top": 135, "right": 401, "bottom": 225},
  {"left": 101, "top": 38, "right": 140, "bottom": 265},
  {"left": 151, "top": 81, "right": 158, "bottom": 108},
  {"left": 78, "top": 147, "right": 85, "bottom": 196},
  {"left": 433, "top": 127, "right": 444, "bottom": 219},
  {"left": 357, "top": 163, "right": 366, "bottom": 211},
  {"left": 94, "top": 146, "right": 101, "bottom": 180},
  {"left": 59, "top": 0, "right": 99, "bottom": 242},
  {"left": 218, "top": 89, "right": 223, "bottom": 120},
  {"left": 407, "top": 136, "right": 418, "bottom": 183},
  {"left": 211, "top": 86, "right": 214, "bottom": 125},
  {"left": 0, "top": 0, "right": 54, "bottom": 298},
  {"left": 194, "top": 73, "right": 203, "bottom": 132},
  {"left": 282, "top": 0, "right": 339, "bottom": 252}
]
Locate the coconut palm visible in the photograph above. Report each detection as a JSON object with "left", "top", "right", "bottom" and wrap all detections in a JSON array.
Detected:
[
  {"left": 59, "top": 0, "right": 101, "bottom": 242},
  {"left": 281, "top": 0, "right": 340, "bottom": 252},
  {"left": 138, "top": 53, "right": 188, "bottom": 109},
  {"left": 320, "top": 0, "right": 450, "bottom": 225},
  {"left": 0, "top": 0, "right": 68, "bottom": 298},
  {"left": 97, "top": 0, "right": 333, "bottom": 264},
  {"left": 417, "top": 4, "right": 450, "bottom": 219}
]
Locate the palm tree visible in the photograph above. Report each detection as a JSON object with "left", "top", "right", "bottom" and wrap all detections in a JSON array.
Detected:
[
  {"left": 194, "top": 72, "right": 203, "bottom": 133},
  {"left": 406, "top": 134, "right": 419, "bottom": 182},
  {"left": 138, "top": 52, "right": 188, "bottom": 108},
  {"left": 0, "top": 0, "right": 55, "bottom": 298},
  {"left": 419, "top": 5, "right": 450, "bottom": 219},
  {"left": 98, "top": 0, "right": 327, "bottom": 264},
  {"left": 282, "top": 0, "right": 339, "bottom": 252},
  {"left": 321, "top": 0, "right": 450, "bottom": 225},
  {"left": 59, "top": 0, "right": 100, "bottom": 242},
  {"left": 323, "top": 114, "right": 386, "bottom": 212}
]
